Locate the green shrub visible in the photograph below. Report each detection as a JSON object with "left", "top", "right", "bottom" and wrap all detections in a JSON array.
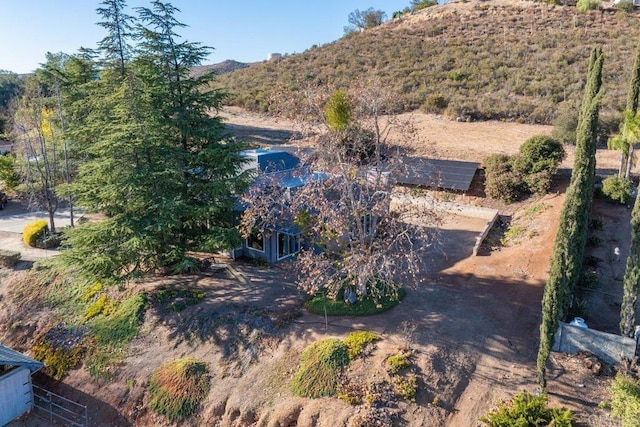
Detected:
[
  {"left": 519, "top": 136, "right": 566, "bottom": 167},
  {"left": 615, "top": 0, "right": 635, "bottom": 11},
  {"left": 602, "top": 175, "right": 633, "bottom": 204},
  {"left": 480, "top": 391, "right": 574, "bottom": 427},
  {"left": 446, "top": 69, "right": 468, "bottom": 81},
  {"left": 577, "top": 0, "right": 600, "bottom": 12},
  {"left": 0, "top": 249, "right": 20, "bottom": 268},
  {"left": 325, "top": 89, "right": 352, "bottom": 131},
  {"left": 485, "top": 170, "right": 523, "bottom": 203},
  {"left": 386, "top": 353, "right": 411, "bottom": 374},
  {"left": 422, "top": 94, "right": 449, "bottom": 113},
  {"left": 344, "top": 331, "right": 380, "bottom": 360},
  {"left": 154, "top": 287, "right": 206, "bottom": 312},
  {"left": 291, "top": 338, "right": 350, "bottom": 398},
  {"left": 515, "top": 136, "right": 565, "bottom": 195},
  {"left": 552, "top": 104, "right": 579, "bottom": 145},
  {"left": 23, "top": 219, "right": 48, "bottom": 247},
  {"left": 579, "top": 270, "right": 599, "bottom": 289},
  {"left": 610, "top": 373, "right": 640, "bottom": 427},
  {"left": 483, "top": 154, "right": 526, "bottom": 202},
  {"left": 148, "top": 358, "right": 211, "bottom": 422},
  {"left": 0, "top": 155, "right": 19, "bottom": 190},
  {"left": 393, "top": 373, "right": 418, "bottom": 402}
]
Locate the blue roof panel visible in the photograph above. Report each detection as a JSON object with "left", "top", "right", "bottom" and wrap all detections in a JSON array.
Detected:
[{"left": 0, "top": 344, "right": 44, "bottom": 373}]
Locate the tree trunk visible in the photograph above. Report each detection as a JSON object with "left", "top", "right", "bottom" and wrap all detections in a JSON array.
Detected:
[
  {"left": 620, "top": 152, "right": 626, "bottom": 177},
  {"left": 625, "top": 144, "right": 634, "bottom": 180}
]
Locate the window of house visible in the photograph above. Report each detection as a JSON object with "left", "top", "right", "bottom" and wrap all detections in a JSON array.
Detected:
[
  {"left": 247, "top": 231, "right": 264, "bottom": 252},
  {"left": 277, "top": 232, "right": 300, "bottom": 260}
]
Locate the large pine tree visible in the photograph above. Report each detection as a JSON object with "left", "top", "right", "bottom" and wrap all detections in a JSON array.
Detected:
[{"left": 61, "top": 1, "right": 248, "bottom": 280}]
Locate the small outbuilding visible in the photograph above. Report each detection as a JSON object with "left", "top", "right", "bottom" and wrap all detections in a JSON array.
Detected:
[
  {"left": 395, "top": 158, "right": 480, "bottom": 193},
  {"left": 0, "top": 344, "right": 44, "bottom": 425}
]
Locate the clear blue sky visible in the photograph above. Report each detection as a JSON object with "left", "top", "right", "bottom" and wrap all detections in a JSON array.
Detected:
[{"left": 0, "top": 0, "right": 414, "bottom": 74}]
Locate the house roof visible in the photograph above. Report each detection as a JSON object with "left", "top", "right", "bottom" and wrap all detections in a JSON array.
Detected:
[
  {"left": 279, "top": 171, "right": 330, "bottom": 189},
  {"left": 0, "top": 344, "right": 44, "bottom": 373},
  {"left": 396, "top": 158, "right": 480, "bottom": 191},
  {"left": 241, "top": 148, "right": 300, "bottom": 173}
]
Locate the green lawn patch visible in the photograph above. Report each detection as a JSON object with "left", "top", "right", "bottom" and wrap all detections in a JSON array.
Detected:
[{"left": 304, "top": 287, "right": 405, "bottom": 316}]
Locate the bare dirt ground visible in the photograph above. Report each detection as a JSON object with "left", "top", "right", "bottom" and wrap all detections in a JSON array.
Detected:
[{"left": 1, "top": 108, "right": 633, "bottom": 426}]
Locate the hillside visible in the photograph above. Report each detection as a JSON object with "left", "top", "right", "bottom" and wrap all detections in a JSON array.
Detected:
[
  {"left": 191, "top": 59, "right": 249, "bottom": 78},
  {"left": 216, "top": 0, "right": 640, "bottom": 124}
]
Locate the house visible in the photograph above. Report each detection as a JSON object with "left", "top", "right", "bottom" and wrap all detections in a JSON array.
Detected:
[
  {"left": 0, "top": 344, "right": 44, "bottom": 425},
  {"left": 232, "top": 148, "right": 329, "bottom": 264}
]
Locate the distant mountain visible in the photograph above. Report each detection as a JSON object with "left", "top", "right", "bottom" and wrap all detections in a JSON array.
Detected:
[
  {"left": 216, "top": 0, "right": 640, "bottom": 125},
  {"left": 191, "top": 60, "right": 249, "bottom": 78}
]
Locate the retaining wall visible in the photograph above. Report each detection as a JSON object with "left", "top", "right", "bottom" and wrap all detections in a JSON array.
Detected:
[{"left": 552, "top": 321, "right": 637, "bottom": 364}]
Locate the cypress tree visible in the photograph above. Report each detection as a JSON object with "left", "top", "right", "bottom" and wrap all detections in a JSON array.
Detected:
[
  {"left": 621, "top": 197, "right": 640, "bottom": 336},
  {"left": 620, "top": 42, "right": 640, "bottom": 337},
  {"left": 626, "top": 43, "right": 640, "bottom": 114},
  {"left": 537, "top": 48, "right": 604, "bottom": 387}
]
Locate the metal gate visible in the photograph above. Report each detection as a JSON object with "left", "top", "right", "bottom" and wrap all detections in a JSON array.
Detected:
[{"left": 31, "top": 384, "right": 87, "bottom": 427}]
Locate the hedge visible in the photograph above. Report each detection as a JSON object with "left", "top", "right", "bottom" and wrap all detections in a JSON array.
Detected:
[{"left": 0, "top": 249, "right": 20, "bottom": 268}]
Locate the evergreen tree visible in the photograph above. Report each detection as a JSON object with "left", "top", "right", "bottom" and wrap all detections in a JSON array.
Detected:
[
  {"left": 62, "top": 1, "right": 249, "bottom": 280},
  {"left": 97, "top": 0, "right": 134, "bottom": 76},
  {"left": 620, "top": 42, "right": 640, "bottom": 337},
  {"left": 537, "top": 47, "right": 604, "bottom": 387}
]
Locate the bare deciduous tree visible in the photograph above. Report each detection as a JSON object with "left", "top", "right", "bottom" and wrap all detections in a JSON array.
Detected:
[
  {"left": 13, "top": 79, "right": 64, "bottom": 232},
  {"left": 241, "top": 77, "right": 440, "bottom": 301}
]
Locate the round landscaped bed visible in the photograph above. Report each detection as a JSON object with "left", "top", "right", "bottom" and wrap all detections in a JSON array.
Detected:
[{"left": 304, "top": 286, "right": 405, "bottom": 316}]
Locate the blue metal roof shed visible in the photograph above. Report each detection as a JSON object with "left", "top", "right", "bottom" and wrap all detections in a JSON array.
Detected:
[
  {"left": 0, "top": 344, "right": 44, "bottom": 426},
  {"left": 0, "top": 344, "right": 44, "bottom": 373}
]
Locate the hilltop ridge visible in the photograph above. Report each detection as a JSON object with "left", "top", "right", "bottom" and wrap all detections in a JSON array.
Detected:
[{"left": 216, "top": 0, "right": 640, "bottom": 124}]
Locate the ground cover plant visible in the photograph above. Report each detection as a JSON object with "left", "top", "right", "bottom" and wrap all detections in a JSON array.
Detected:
[
  {"left": 480, "top": 391, "right": 574, "bottom": 427},
  {"left": 344, "top": 330, "right": 380, "bottom": 359},
  {"left": 304, "top": 287, "right": 405, "bottom": 316},
  {"left": 291, "top": 338, "right": 350, "bottom": 398},
  {"left": 147, "top": 358, "right": 211, "bottom": 422}
]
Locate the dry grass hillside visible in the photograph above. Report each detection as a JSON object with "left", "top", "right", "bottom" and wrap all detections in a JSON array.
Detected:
[{"left": 217, "top": 0, "right": 640, "bottom": 124}]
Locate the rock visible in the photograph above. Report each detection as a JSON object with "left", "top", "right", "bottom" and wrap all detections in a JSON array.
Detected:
[{"left": 583, "top": 355, "right": 602, "bottom": 375}]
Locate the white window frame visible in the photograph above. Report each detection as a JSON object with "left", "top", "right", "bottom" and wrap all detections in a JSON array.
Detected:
[{"left": 277, "top": 232, "right": 301, "bottom": 260}]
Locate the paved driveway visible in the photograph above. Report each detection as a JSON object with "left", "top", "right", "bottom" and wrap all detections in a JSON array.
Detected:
[
  {"left": 0, "top": 199, "right": 78, "bottom": 233},
  {"left": 0, "top": 199, "right": 79, "bottom": 261}
]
